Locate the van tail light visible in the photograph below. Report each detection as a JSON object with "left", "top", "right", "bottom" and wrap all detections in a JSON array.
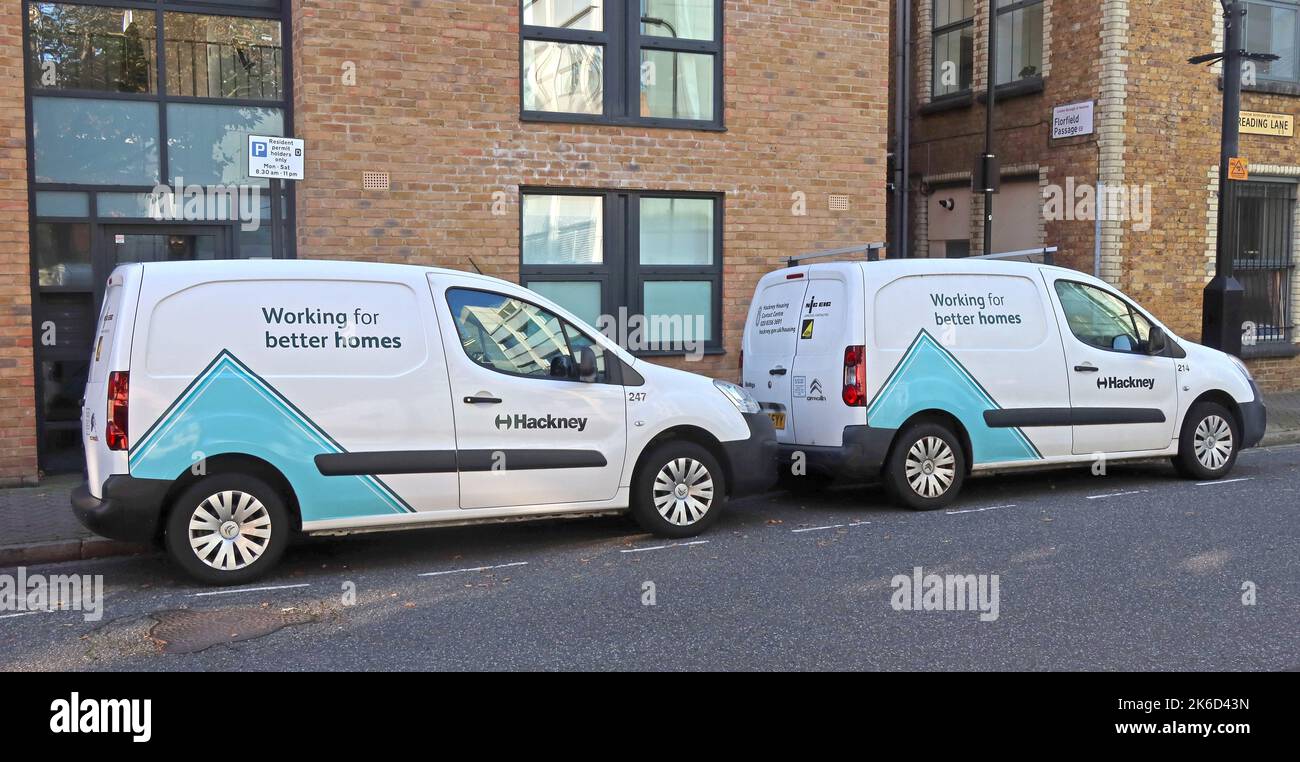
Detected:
[
  {"left": 842, "top": 346, "right": 866, "bottom": 407},
  {"left": 106, "top": 371, "right": 129, "bottom": 451}
]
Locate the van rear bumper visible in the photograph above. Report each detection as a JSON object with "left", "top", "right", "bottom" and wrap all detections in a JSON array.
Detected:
[
  {"left": 778, "top": 424, "right": 897, "bottom": 481},
  {"left": 71, "top": 475, "right": 171, "bottom": 544},
  {"left": 721, "top": 413, "right": 780, "bottom": 496},
  {"left": 1241, "top": 381, "right": 1267, "bottom": 449}
]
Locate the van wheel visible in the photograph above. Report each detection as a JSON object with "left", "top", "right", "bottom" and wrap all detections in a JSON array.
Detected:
[
  {"left": 164, "top": 474, "right": 290, "bottom": 585},
  {"left": 884, "top": 423, "right": 966, "bottom": 510},
  {"left": 1173, "top": 402, "right": 1240, "bottom": 480},
  {"left": 630, "top": 442, "right": 726, "bottom": 538}
]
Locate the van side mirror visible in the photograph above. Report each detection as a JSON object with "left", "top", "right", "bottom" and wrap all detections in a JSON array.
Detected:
[
  {"left": 1147, "top": 326, "right": 1167, "bottom": 356},
  {"left": 576, "top": 346, "right": 597, "bottom": 380}
]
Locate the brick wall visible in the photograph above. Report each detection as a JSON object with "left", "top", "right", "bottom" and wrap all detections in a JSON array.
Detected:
[
  {"left": 0, "top": 19, "right": 35, "bottom": 484},
  {"left": 290, "top": 0, "right": 890, "bottom": 382}
]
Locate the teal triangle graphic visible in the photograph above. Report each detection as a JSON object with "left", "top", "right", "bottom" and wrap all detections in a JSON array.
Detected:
[
  {"left": 129, "top": 351, "right": 412, "bottom": 521},
  {"left": 867, "top": 331, "right": 1041, "bottom": 464}
]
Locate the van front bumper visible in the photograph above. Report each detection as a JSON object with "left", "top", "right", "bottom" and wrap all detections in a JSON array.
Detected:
[
  {"left": 778, "top": 424, "right": 897, "bottom": 482},
  {"left": 721, "top": 413, "right": 780, "bottom": 496},
  {"left": 71, "top": 475, "right": 172, "bottom": 544},
  {"left": 1241, "top": 380, "right": 1267, "bottom": 449}
]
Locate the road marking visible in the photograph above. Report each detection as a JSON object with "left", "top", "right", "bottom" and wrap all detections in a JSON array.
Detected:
[
  {"left": 418, "top": 561, "right": 529, "bottom": 577},
  {"left": 190, "top": 583, "right": 311, "bottom": 597},
  {"left": 0, "top": 611, "right": 43, "bottom": 620},
  {"left": 791, "top": 521, "right": 872, "bottom": 534},
  {"left": 792, "top": 524, "right": 845, "bottom": 533},
  {"left": 620, "top": 541, "right": 710, "bottom": 554},
  {"left": 946, "top": 504, "right": 1016, "bottom": 515},
  {"left": 1197, "top": 477, "right": 1254, "bottom": 487},
  {"left": 1085, "top": 489, "right": 1150, "bottom": 500}
]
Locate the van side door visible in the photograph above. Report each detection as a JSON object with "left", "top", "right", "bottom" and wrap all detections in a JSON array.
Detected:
[
  {"left": 435, "top": 282, "right": 627, "bottom": 510},
  {"left": 789, "top": 267, "right": 857, "bottom": 446},
  {"left": 1046, "top": 277, "right": 1179, "bottom": 454}
]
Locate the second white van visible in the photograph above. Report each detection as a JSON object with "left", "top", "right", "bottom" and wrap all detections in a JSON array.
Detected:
[
  {"left": 742, "top": 256, "right": 1266, "bottom": 508},
  {"left": 74, "top": 260, "right": 776, "bottom": 584}
]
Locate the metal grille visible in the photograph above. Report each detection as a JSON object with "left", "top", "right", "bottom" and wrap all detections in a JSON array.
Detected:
[
  {"left": 829, "top": 194, "right": 850, "bottom": 212},
  {"left": 1231, "top": 181, "right": 1296, "bottom": 346},
  {"left": 362, "top": 172, "right": 390, "bottom": 191}
]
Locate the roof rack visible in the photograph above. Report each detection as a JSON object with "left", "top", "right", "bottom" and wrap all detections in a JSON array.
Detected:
[
  {"left": 970, "top": 246, "right": 1058, "bottom": 266},
  {"left": 785, "top": 242, "right": 887, "bottom": 268}
]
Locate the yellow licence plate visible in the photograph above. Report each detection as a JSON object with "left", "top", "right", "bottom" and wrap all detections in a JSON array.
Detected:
[{"left": 768, "top": 412, "right": 786, "bottom": 430}]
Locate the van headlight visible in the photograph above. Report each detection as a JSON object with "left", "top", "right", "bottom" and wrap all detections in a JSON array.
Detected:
[{"left": 714, "top": 379, "right": 761, "bottom": 414}]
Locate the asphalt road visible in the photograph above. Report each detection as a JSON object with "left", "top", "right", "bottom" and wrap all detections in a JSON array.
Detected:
[{"left": 2, "top": 445, "right": 1297, "bottom": 671}]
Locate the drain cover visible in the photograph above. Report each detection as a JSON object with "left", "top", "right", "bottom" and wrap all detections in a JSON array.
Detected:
[{"left": 149, "top": 607, "right": 318, "bottom": 654}]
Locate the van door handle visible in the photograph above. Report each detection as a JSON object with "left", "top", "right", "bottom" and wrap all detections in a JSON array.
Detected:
[
  {"left": 463, "top": 396, "right": 502, "bottom": 404},
  {"left": 1073, "top": 364, "right": 1100, "bottom": 373},
  {"left": 769, "top": 368, "right": 788, "bottom": 376}
]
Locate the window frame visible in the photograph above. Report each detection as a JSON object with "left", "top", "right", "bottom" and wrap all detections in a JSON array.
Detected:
[
  {"left": 519, "top": 187, "right": 725, "bottom": 356},
  {"left": 519, "top": 1, "right": 725, "bottom": 130},
  {"left": 931, "top": 0, "right": 975, "bottom": 100},
  {"left": 1244, "top": 0, "right": 1300, "bottom": 85},
  {"left": 443, "top": 286, "right": 620, "bottom": 385},
  {"left": 994, "top": 0, "right": 1045, "bottom": 87},
  {"left": 1053, "top": 279, "right": 1161, "bottom": 357},
  {"left": 1231, "top": 179, "right": 1297, "bottom": 351}
]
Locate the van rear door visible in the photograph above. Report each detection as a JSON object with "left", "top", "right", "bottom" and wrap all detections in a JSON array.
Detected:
[
  {"left": 742, "top": 271, "right": 809, "bottom": 443},
  {"left": 789, "top": 266, "right": 859, "bottom": 445},
  {"left": 82, "top": 267, "right": 140, "bottom": 497}
]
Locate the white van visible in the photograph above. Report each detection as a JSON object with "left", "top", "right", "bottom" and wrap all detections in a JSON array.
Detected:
[
  {"left": 742, "top": 256, "right": 1266, "bottom": 509},
  {"left": 74, "top": 260, "right": 775, "bottom": 584}
]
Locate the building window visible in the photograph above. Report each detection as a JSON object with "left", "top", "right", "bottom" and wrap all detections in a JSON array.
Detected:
[
  {"left": 521, "top": 1, "right": 723, "bottom": 128},
  {"left": 1232, "top": 181, "right": 1296, "bottom": 348},
  {"left": 931, "top": 0, "right": 974, "bottom": 99},
  {"left": 995, "top": 0, "right": 1044, "bottom": 85},
  {"left": 1245, "top": 1, "right": 1300, "bottom": 83},
  {"left": 521, "top": 190, "right": 723, "bottom": 354}
]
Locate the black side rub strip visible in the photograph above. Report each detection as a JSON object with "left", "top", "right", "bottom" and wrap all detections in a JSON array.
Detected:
[
  {"left": 315, "top": 449, "right": 608, "bottom": 476},
  {"left": 984, "top": 408, "right": 1167, "bottom": 428}
]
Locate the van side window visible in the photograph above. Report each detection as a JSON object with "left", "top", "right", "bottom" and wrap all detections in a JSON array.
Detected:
[
  {"left": 447, "top": 288, "right": 573, "bottom": 377},
  {"left": 1054, "top": 280, "right": 1153, "bottom": 354}
]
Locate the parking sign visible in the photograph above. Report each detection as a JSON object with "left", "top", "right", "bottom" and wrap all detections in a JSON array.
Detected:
[{"left": 247, "top": 135, "right": 305, "bottom": 180}]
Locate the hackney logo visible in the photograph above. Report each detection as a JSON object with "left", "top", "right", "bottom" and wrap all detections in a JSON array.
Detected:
[
  {"left": 1097, "top": 376, "right": 1155, "bottom": 391},
  {"left": 495, "top": 413, "right": 588, "bottom": 432}
]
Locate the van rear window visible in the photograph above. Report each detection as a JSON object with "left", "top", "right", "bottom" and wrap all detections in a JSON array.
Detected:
[{"left": 88, "top": 283, "right": 123, "bottom": 384}]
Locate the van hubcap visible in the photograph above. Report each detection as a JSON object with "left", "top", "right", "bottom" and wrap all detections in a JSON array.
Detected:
[
  {"left": 188, "top": 490, "right": 272, "bottom": 571},
  {"left": 905, "top": 437, "right": 956, "bottom": 498},
  {"left": 653, "top": 458, "right": 714, "bottom": 526},
  {"left": 1194, "top": 415, "right": 1233, "bottom": 470}
]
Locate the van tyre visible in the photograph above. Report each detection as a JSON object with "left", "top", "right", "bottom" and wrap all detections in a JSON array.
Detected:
[
  {"left": 1174, "top": 402, "right": 1240, "bottom": 480},
  {"left": 631, "top": 442, "right": 726, "bottom": 538},
  {"left": 165, "top": 474, "right": 290, "bottom": 585},
  {"left": 884, "top": 422, "right": 966, "bottom": 510}
]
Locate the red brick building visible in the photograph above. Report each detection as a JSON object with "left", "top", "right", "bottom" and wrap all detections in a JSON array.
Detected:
[
  {"left": 2, "top": 0, "right": 890, "bottom": 483},
  {"left": 904, "top": 0, "right": 1300, "bottom": 391}
]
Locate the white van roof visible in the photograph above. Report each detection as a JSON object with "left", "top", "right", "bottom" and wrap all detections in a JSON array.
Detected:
[
  {"left": 775, "top": 257, "right": 1112, "bottom": 291},
  {"left": 117, "top": 258, "right": 524, "bottom": 289}
]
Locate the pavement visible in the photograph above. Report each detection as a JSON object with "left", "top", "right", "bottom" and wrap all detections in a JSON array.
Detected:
[
  {"left": 5, "top": 390, "right": 1298, "bottom": 568},
  {"left": 0, "top": 443, "right": 1296, "bottom": 670}
]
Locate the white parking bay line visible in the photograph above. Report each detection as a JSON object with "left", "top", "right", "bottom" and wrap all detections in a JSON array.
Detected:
[
  {"left": 1197, "top": 477, "right": 1254, "bottom": 487},
  {"left": 0, "top": 611, "right": 43, "bottom": 620},
  {"left": 946, "top": 504, "right": 1016, "bottom": 515},
  {"left": 620, "top": 541, "right": 710, "bottom": 554},
  {"left": 791, "top": 524, "right": 845, "bottom": 534},
  {"left": 419, "top": 561, "right": 530, "bottom": 577},
  {"left": 1085, "top": 489, "right": 1150, "bottom": 500},
  {"left": 190, "top": 583, "right": 311, "bottom": 598}
]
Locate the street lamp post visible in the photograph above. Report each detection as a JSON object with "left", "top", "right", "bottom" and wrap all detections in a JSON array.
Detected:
[
  {"left": 975, "top": 1, "right": 999, "bottom": 255},
  {"left": 1190, "top": 1, "right": 1276, "bottom": 355}
]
